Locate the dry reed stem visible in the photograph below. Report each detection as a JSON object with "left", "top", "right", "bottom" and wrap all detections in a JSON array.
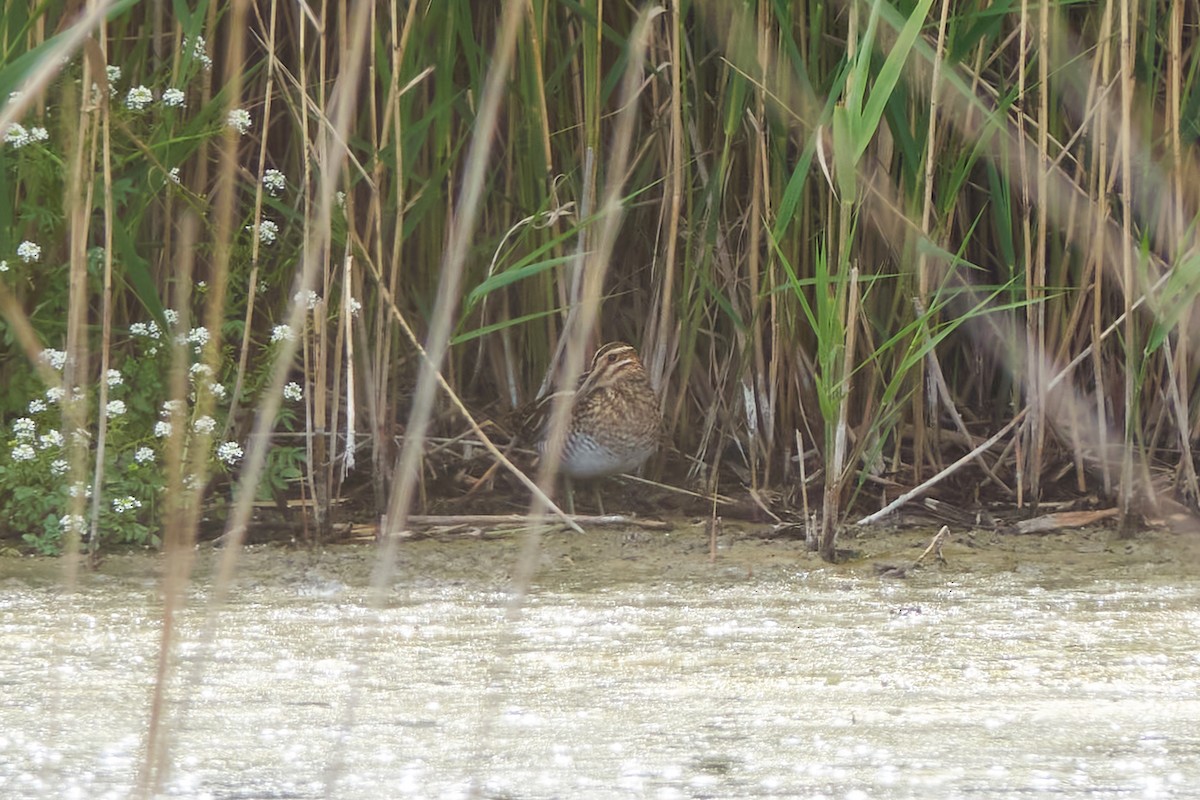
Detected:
[
  {"left": 1118, "top": 0, "right": 1135, "bottom": 530},
  {"left": 372, "top": 0, "right": 531, "bottom": 604},
  {"left": 149, "top": 8, "right": 375, "bottom": 796}
]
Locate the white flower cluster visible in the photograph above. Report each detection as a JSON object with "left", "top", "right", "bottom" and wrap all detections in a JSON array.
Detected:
[
  {"left": 40, "top": 348, "right": 67, "bottom": 370},
  {"left": 130, "top": 320, "right": 163, "bottom": 339},
  {"left": 189, "top": 36, "right": 213, "bottom": 71},
  {"left": 183, "top": 325, "right": 209, "bottom": 353},
  {"left": 283, "top": 381, "right": 303, "bottom": 402},
  {"left": 12, "top": 418, "right": 36, "bottom": 439},
  {"left": 217, "top": 441, "right": 243, "bottom": 465},
  {"left": 10, "top": 443, "right": 36, "bottom": 462},
  {"left": 162, "top": 88, "right": 186, "bottom": 108},
  {"left": 3, "top": 123, "right": 49, "bottom": 148},
  {"left": 125, "top": 85, "right": 154, "bottom": 111},
  {"left": 38, "top": 430, "right": 64, "bottom": 449},
  {"left": 17, "top": 241, "right": 41, "bottom": 263},
  {"left": 59, "top": 514, "right": 87, "bottom": 536},
  {"left": 271, "top": 324, "right": 295, "bottom": 343},
  {"left": 262, "top": 169, "right": 286, "bottom": 195},
  {"left": 227, "top": 108, "right": 251, "bottom": 135},
  {"left": 112, "top": 496, "right": 142, "bottom": 514},
  {"left": 248, "top": 219, "right": 278, "bottom": 245},
  {"left": 294, "top": 289, "right": 321, "bottom": 310}
]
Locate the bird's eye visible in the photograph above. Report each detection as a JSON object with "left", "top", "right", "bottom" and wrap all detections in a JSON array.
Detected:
[{"left": 608, "top": 353, "right": 618, "bottom": 363}]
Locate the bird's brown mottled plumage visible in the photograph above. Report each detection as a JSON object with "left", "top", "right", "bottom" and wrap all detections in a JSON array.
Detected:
[{"left": 523, "top": 342, "right": 661, "bottom": 479}]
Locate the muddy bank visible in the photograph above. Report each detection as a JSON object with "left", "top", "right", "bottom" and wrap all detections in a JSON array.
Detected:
[{"left": 5, "top": 522, "right": 1200, "bottom": 593}]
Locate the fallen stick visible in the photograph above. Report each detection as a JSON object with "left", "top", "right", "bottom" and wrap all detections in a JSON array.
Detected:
[
  {"left": 1014, "top": 507, "right": 1118, "bottom": 534},
  {"left": 404, "top": 514, "right": 671, "bottom": 530},
  {"left": 913, "top": 525, "right": 950, "bottom": 567},
  {"left": 857, "top": 413, "right": 1025, "bottom": 526},
  {"left": 876, "top": 525, "right": 949, "bottom": 578}
]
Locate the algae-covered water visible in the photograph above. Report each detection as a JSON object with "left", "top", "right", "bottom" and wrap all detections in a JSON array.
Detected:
[{"left": 2, "top": 526, "right": 1199, "bottom": 798}]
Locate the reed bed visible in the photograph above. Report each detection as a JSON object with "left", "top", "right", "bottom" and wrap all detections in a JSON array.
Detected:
[{"left": 1, "top": 0, "right": 1199, "bottom": 574}]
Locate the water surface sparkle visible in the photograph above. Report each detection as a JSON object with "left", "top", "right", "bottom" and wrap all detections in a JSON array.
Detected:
[{"left": 1, "top": 545, "right": 1199, "bottom": 798}]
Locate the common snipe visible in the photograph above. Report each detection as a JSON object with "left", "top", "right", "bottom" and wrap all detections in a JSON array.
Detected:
[{"left": 525, "top": 341, "right": 661, "bottom": 480}]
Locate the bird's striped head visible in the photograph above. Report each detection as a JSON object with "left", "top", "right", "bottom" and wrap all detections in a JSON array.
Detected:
[{"left": 578, "top": 342, "right": 646, "bottom": 394}]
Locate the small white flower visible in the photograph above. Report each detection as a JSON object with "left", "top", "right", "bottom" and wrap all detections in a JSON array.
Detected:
[
  {"left": 45, "top": 386, "right": 65, "bottom": 404},
  {"left": 67, "top": 482, "right": 91, "bottom": 498},
  {"left": 12, "top": 418, "right": 36, "bottom": 439},
  {"left": 257, "top": 280, "right": 269, "bottom": 294},
  {"left": 10, "top": 443, "right": 36, "bottom": 462},
  {"left": 153, "top": 420, "right": 172, "bottom": 438},
  {"left": 187, "top": 326, "right": 210, "bottom": 353},
  {"left": 27, "top": 399, "right": 46, "bottom": 414},
  {"left": 59, "top": 514, "right": 87, "bottom": 535},
  {"left": 124, "top": 85, "right": 154, "bottom": 111},
  {"left": 168, "top": 167, "right": 181, "bottom": 184},
  {"left": 293, "top": 289, "right": 320, "bottom": 310},
  {"left": 227, "top": 108, "right": 252, "bottom": 135},
  {"left": 106, "top": 400, "right": 126, "bottom": 418},
  {"left": 160, "top": 399, "right": 186, "bottom": 418},
  {"left": 0, "top": 260, "right": 7, "bottom": 272},
  {"left": 248, "top": 219, "right": 278, "bottom": 245},
  {"left": 40, "top": 348, "right": 66, "bottom": 370},
  {"left": 17, "top": 241, "right": 41, "bottom": 263},
  {"left": 50, "top": 458, "right": 68, "bottom": 476},
  {"left": 271, "top": 324, "right": 294, "bottom": 343},
  {"left": 37, "top": 430, "right": 64, "bottom": 450},
  {"left": 4, "top": 123, "right": 30, "bottom": 148},
  {"left": 348, "top": 297, "right": 362, "bottom": 317},
  {"left": 335, "top": 191, "right": 346, "bottom": 209},
  {"left": 189, "top": 36, "right": 213, "bottom": 71},
  {"left": 208, "top": 382, "right": 228, "bottom": 400},
  {"left": 106, "top": 369, "right": 123, "bottom": 387},
  {"left": 161, "top": 88, "right": 186, "bottom": 108},
  {"left": 196, "top": 280, "right": 207, "bottom": 289},
  {"left": 262, "top": 169, "right": 286, "bottom": 195},
  {"left": 163, "top": 308, "right": 179, "bottom": 326},
  {"left": 106, "top": 65, "right": 121, "bottom": 85},
  {"left": 189, "top": 362, "right": 214, "bottom": 381},
  {"left": 112, "top": 496, "right": 142, "bottom": 514},
  {"left": 192, "top": 415, "right": 217, "bottom": 435},
  {"left": 134, "top": 446, "right": 155, "bottom": 464},
  {"left": 4, "top": 123, "right": 47, "bottom": 148},
  {"left": 283, "top": 381, "right": 303, "bottom": 402},
  {"left": 217, "top": 441, "right": 243, "bottom": 464}
]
